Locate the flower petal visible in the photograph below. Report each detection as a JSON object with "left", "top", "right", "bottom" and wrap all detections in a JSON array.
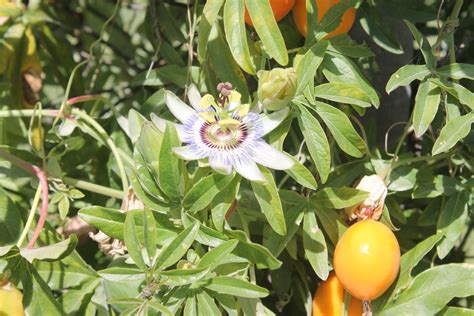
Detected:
[
  {"left": 253, "top": 142, "right": 294, "bottom": 170},
  {"left": 187, "top": 84, "right": 201, "bottom": 110},
  {"left": 209, "top": 156, "right": 232, "bottom": 175},
  {"left": 172, "top": 146, "right": 204, "bottom": 160},
  {"left": 234, "top": 160, "right": 267, "bottom": 183},
  {"left": 150, "top": 113, "right": 186, "bottom": 142},
  {"left": 165, "top": 90, "right": 195, "bottom": 123},
  {"left": 261, "top": 107, "right": 289, "bottom": 136}
]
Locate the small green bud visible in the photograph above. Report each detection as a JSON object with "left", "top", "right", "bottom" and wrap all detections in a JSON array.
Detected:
[{"left": 257, "top": 67, "right": 297, "bottom": 111}]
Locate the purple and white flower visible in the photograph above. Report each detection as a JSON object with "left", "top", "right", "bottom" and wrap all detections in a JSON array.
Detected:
[{"left": 151, "top": 85, "right": 294, "bottom": 183}]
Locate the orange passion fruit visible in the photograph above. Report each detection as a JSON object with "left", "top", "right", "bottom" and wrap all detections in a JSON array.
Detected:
[
  {"left": 312, "top": 273, "right": 363, "bottom": 316},
  {"left": 292, "top": 0, "right": 356, "bottom": 38},
  {"left": 334, "top": 219, "right": 400, "bottom": 301},
  {"left": 245, "top": 0, "right": 295, "bottom": 27}
]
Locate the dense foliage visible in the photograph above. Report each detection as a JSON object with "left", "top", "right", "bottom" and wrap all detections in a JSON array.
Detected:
[{"left": 0, "top": 0, "right": 473, "bottom": 315}]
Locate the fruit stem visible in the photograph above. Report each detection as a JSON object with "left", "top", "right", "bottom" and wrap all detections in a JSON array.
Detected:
[{"left": 362, "top": 300, "right": 372, "bottom": 316}]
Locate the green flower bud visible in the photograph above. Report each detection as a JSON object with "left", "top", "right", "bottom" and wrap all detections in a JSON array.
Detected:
[{"left": 257, "top": 67, "right": 297, "bottom": 111}]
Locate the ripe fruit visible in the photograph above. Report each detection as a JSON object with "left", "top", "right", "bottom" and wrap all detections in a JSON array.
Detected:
[
  {"left": 0, "top": 282, "right": 25, "bottom": 316},
  {"left": 312, "top": 273, "right": 363, "bottom": 316},
  {"left": 292, "top": 0, "right": 356, "bottom": 38},
  {"left": 245, "top": 0, "right": 295, "bottom": 27},
  {"left": 334, "top": 220, "right": 400, "bottom": 300}
]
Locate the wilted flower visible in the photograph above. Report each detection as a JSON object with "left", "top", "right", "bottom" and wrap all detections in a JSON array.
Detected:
[
  {"left": 345, "top": 175, "right": 388, "bottom": 221},
  {"left": 257, "top": 67, "right": 297, "bottom": 111},
  {"left": 151, "top": 83, "right": 294, "bottom": 183}
]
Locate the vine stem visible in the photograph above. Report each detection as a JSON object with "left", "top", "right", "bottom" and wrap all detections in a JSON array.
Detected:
[
  {"left": 362, "top": 300, "right": 372, "bottom": 316},
  {"left": 0, "top": 150, "right": 48, "bottom": 249},
  {"left": 63, "top": 177, "right": 123, "bottom": 199},
  {"left": 0, "top": 107, "right": 130, "bottom": 196},
  {"left": 16, "top": 185, "right": 42, "bottom": 248}
]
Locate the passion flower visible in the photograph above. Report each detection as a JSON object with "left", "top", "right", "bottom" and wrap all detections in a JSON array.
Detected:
[{"left": 152, "top": 84, "right": 294, "bottom": 183}]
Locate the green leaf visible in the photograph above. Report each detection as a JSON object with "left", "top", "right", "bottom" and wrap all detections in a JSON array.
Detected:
[
  {"left": 429, "top": 78, "right": 474, "bottom": 110},
  {"left": 143, "top": 208, "right": 157, "bottom": 262},
  {"left": 197, "top": 239, "right": 239, "bottom": 270},
  {"left": 310, "top": 187, "right": 369, "bottom": 209},
  {"left": 437, "top": 191, "right": 469, "bottom": 259},
  {"left": 296, "top": 41, "right": 328, "bottom": 95},
  {"left": 127, "top": 109, "right": 146, "bottom": 143},
  {"left": 328, "top": 35, "right": 375, "bottom": 58},
  {"left": 321, "top": 52, "right": 380, "bottom": 107},
  {"left": 0, "top": 187, "right": 22, "bottom": 245},
  {"left": 432, "top": 112, "right": 474, "bottom": 155},
  {"left": 205, "top": 277, "right": 269, "bottom": 298},
  {"left": 208, "top": 24, "right": 250, "bottom": 101},
  {"left": 413, "top": 80, "right": 441, "bottom": 137},
  {"left": 210, "top": 176, "right": 240, "bottom": 231},
  {"left": 197, "top": 0, "right": 225, "bottom": 62},
  {"left": 124, "top": 211, "right": 147, "bottom": 270},
  {"left": 386, "top": 64, "right": 431, "bottom": 94},
  {"left": 223, "top": 0, "right": 256, "bottom": 74},
  {"left": 303, "top": 212, "right": 329, "bottom": 280},
  {"left": 297, "top": 104, "right": 331, "bottom": 182},
  {"left": 183, "top": 173, "right": 234, "bottom": 213},
  {"left": 359, "top": 5, "right": 404, "bottom": 54},
  {"left": 196, "top": 291, "right": 221, "bottom": 315},
  {"left": 265, "top": 202, "right": 305, "bottom": 257},
  {"left": 20, "top": 235, "right": 78, "bottom": 263},
  {"left": 314, "top": 101, "right": 366, "bottom": 157},
  {"left": 159, "top": 123, "right": 183, "bottom": 200},
  {"left": 404, "top": 20, "right": 436, "bottom": 69},
  {"left": 380, "top": 264, "right": 474, "bottom": 316},
  {"left": 312, "top": 207, "right": 347, "bottom": 246},
  {"left": 78, "top": 206, "right": 125, "bottom": 239},
  {"left": 437, "top": 307, "right": 474, "bottom": 316},
  {"left": 374, "top": 233, "right": 443, "bottom": 313},
  {"left": 251, "top": 167, "right": 287, "bottom": 235},
  {"left": 232, "top": 235, "right": 282, "bottom": 269},
  {"left": 285, "top": 156, "right": 318, "bottom": 190},
  {"left": 437, "top": 63, "right": 474, "bottom": 80},
  {"left": 22, "top": 262, "right": 65, "bottom": 316},
  {"left": 137, "top": 122, "right": 163, "bottom": 183},
  {"left": 314, "top": 82, "right": 372, "bottom": 108},
  {"left": 245, "top": 0, "right": 288, "bottom": 65},
  {"left": 147, "top": 301, "right": 174, "bottom": 316},
  {"left": 154, "top": 222, "right": 199, "bottom": 270},
  {"left": 162, "top": 267, "right": 210, "bottom": 286},
  {"left": 184, "top": 296, "right": 197, "bottom": 316},
  {"left": 58, "top": 195, "right": 70, "bottom": 220}
]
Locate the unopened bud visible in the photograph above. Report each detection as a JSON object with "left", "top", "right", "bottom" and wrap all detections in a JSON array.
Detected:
[{"left": 257, "top": 68, "right": 297, "bottom": 111}]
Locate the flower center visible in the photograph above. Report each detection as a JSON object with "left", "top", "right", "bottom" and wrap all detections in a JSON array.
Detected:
[{"left": 200, "top": 120, "right": 248, "bottom": 150}]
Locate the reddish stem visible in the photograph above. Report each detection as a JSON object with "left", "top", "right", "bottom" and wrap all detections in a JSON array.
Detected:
[
  {"left": 67, "top": 95, "right": 98, "bottom": 105},
  {"left": 27, "top": 166, "right": 49, "bottom": 249},
  {"left": 0, "top": 150, "right": 48, "bottom": 249}
]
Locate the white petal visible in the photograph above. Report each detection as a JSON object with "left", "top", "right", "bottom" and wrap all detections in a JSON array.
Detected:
[
  {"left": 172, "top": 146, "right": 204, "bottom": 160},
  {"left": 234, "top": 160, "right": 267, "bottom": 183},
  {"left": 209, "top": 156, "right": 232, "bottom": 175},
  {"left": 150, "top": 113, "right": 187, "bottom": 142},
  {"left": 253, "top": 142, "right": 294, "bottom": 170},
  {"left": 165, "top": 90, "right": 195, "bottom": 123},
  {"left": 261, "top": 107, "right": 289, "bottom": 136},
  {"left": 187, "top": 84, "right": 202, "bottom": 110}
]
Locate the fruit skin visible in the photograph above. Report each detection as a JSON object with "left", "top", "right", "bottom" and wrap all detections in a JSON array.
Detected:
[
  {"left": 0, "top": 283, "right": 25, "bottom": 316},
  {"left": 312, "top": 273, "right": 363, "bottom": 316},
  {"left": 292, "top": 0, "right": 356, "bottom": 38},
  {"left": 245, "top": 0, "right": 295, "bottom": 27},
  {"left": 334, "top": 219, "right": 400, "bottom": 300}
]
